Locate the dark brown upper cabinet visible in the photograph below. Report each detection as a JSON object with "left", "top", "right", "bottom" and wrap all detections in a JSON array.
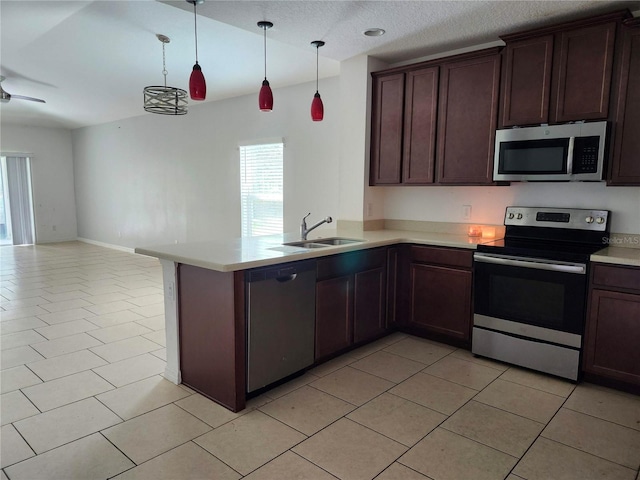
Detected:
[
  {"left": 499, "top": 10, "right": 630, "bottom": 128},
  {"left": 436, "top": 51, "right": 501, "bottom": 185},
  {"left": 370, "top": 49, "right": 499, "bottom": 187},
  {"left": 402, "top": 66, "right": 439, "bottom": 184},
  {"left": 370, "top": 72, "right": 405, "bottom": 185},
  {"left": 370, "top": 67, "right": 439, "bottom": 186},
  {"left": 609, "top": 18, "right": 640, "bottom": 185},
  {"left": 553, "top": 21, "right": 617, "bottom": 122},
  {"left": 500, "top": 35, "right": 554, "bottom": 127}
]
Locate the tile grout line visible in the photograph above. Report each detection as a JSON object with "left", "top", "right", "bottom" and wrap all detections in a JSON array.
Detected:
[{"left": 504, "top": 382, "right": 577, "bottom": 478}]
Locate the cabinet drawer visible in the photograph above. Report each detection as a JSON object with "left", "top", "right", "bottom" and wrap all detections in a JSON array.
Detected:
[
  {"left": 409, "top": 245, "right": 473, "bottom": 269},
  {"left": 592, "top": 264, "right": 640, "bottom": 292},
  {"left": 317, "top": 248, "right": 387, "bottom": 280}
]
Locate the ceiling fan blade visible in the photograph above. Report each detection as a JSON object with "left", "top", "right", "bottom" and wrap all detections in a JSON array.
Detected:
[{"left": 9, "top": 94, "right": 46, "bottom": 103}]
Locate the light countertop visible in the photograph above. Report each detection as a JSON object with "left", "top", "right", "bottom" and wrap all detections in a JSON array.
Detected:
[
  {"left": 591, "top": 246, "right": 640, "bottom": 268},
  {"left": 135, "top": 229, "right": 491, "bottom": 272},
  {"left": 136, "top": 229, "right": 640, "bottom": 272}
]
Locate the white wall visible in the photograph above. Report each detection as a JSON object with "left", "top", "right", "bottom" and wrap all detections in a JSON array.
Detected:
[
  {"left": 0, "top": 124, "right": 78, "bottom": 243},
  {"left": 338, "top": 55, "right": 390, "bottom": 223},
  {"left": 338, "top": 55, "right": 369, "bottom": 222},
  {"left": 72, "top": 77, "right": 340, "bottom": 248},
  {"left": 382, "top": 183, "right": 640, "bottom": 234}
]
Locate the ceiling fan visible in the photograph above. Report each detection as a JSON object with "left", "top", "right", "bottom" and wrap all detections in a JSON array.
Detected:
[{"left": 0, "top": 76, "right": 46, "bottom": 104}]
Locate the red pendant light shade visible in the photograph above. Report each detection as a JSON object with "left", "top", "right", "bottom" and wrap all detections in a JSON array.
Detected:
[
  {"left": 311, "top": 92, "right": 323, "bottom": 121},
  {"left": 310, "top": 40, "right": 325, "bottom": 121},
  {"left": 187, "top": 0, "right": 206, "bottom": 101},
  {"left": 190, "top": 63, "right": 206, "bottom": 100},
  {"left": 259, "top": 79, "right": 273, "bottom": 112},
  {"left": 257, "top": 21, "right": 274, "bottom": 112}
]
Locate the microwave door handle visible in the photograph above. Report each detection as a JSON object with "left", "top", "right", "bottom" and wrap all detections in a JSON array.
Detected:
[{"left": 567, "top": 136, "right": 575, "bottom": 174}]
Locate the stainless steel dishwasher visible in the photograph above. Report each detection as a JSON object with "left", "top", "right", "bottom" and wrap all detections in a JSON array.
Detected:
[{"left": 246, "top": 259, "right": 316, "bottom": 393}]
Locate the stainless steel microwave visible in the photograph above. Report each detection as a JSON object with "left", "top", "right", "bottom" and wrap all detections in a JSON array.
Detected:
[{"left": 493, "top": 121, "right": 608, "bottom": 182}]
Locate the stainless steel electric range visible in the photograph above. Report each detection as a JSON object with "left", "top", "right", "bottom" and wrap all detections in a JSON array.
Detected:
[{"left": 472, "top": 206, "right": 610, "bottom": 381}]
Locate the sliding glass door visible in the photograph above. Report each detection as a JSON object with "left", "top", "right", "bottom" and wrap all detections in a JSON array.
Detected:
[{"left": 0, "top": 156, "right": 35, "bottom": 245}]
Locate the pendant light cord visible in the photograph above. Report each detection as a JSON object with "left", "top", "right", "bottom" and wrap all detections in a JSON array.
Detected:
[
  {"left": 263, "top": 25, "right": 267, "bottom": 80},
  {"left": 162, "top": 41, "right": 168, "bottom": 87},
  {"left": 193, "top": 2, "right": 199, "bottom": 63},
  {"left": 315, "top": 44, "right": 319, "bottom": 93}
]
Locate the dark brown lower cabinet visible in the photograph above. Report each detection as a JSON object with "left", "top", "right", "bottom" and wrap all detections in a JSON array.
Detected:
[
  {"left": 315, "top": 248, "right": 388, "bottom": 361},
  {"left": 583, "top": 263, "right": 640, "bottom": 388},
  {"left": 408, "top": 263, "right": 472, "bottom": 341},
  {"left": 315, "top": 276, "right": 352, "bottom": 360},
  {"left": 354, "top": 267, "right": 387, "bottom": 343},
  {"left": 399, "top": 245, "right": 474, "bottom": 346},
  {"left": 177, "top": 264, "right": 246, "bottom": 412}
]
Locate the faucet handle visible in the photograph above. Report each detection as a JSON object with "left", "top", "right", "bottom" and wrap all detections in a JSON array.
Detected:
[{"left": 303, "top": 213, "right": 311, "bottom": 220}]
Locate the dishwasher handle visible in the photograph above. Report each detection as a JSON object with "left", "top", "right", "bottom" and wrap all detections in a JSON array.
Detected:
[
  {"left": 247, "top": 259, "right": 316, "bottom": 283},
  {"left": 276, "top": 273, "right": 297, "bottom": 282}
]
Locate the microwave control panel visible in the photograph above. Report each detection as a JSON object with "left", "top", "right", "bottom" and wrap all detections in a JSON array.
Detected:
[{"left": 572, "top": 136, "right": 601, "bottom": 174}]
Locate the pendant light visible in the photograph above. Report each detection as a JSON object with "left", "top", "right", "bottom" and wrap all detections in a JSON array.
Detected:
[
  {"left": 257, "top": 21, "right": 274, "bottom": 112},
  {"left": 143, "top": 34, "right": 188, "bottom": 115},
  {"left": 187, "top": 0, "right": 206, "bottom": 100},
  {"left": 310, "top": 40, "right": 325, "bottom": 121}
]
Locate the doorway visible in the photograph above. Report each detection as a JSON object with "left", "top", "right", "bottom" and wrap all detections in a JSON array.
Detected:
[{"left": 0, "top": 155, "right": 36, "bottom": 245}]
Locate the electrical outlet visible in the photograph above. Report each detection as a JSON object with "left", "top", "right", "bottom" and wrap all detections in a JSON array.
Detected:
[
  {"left": 52, "top": 225, "right": 57, "bottom": 232},
  {"left": 367, "top": 202, "right": 373, "bottom": 218},
  {"left": 462, "top": 205, "right": 472, "bottom": 220},
  {"left": 167, "top": 281, "right": 175, "bottom": 301}
]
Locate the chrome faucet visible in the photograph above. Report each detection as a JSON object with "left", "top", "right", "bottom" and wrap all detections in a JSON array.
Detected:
[{"left": 300, "top": 213, "right": 333, "bottom": 240}]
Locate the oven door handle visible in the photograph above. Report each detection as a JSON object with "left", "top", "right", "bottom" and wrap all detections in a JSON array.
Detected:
[{"left": 474, "top": 253, "right": 586, "bottom": 274}]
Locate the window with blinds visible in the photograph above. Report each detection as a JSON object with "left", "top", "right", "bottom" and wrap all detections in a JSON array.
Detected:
[{"left": 239, "top": 142, "right": 283, "bottom": 237}]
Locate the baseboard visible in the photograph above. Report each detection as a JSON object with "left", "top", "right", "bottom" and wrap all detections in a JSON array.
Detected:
[
  {"left": 164, "top": 367, "right": 182, "bottom": 385},
  {"left": 77, "top": 237, "right": 135, "bottom": 254},
  {"left": 34, "top": 237, "right": 78, "bottom": 245}
]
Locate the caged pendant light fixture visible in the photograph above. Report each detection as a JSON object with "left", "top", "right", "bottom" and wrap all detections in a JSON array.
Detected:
[
  {"left": 187, "top": 0, "right": 206, "bottom": 100},
  {"left": 310, "top": 40, "right": 325, "bottom": 121},
  {"left": 257, "top": 21, "right": 274, "bottom": 112},
  {"left": 143, "top": 34, "right": 188, "bottom": 115}
]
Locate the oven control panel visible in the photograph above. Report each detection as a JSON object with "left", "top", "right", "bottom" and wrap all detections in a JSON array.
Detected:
[{"left": 504, "top": 207, "right": 609, "bottom": 231}]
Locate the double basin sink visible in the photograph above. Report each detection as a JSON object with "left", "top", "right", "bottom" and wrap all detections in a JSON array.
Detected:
[{"left": 283, "top": 237, "right": 364, "bottom": 249}]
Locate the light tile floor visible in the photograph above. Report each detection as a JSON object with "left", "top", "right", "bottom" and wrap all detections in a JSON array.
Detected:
[{"left": 1, "top": 241, "right": 640, "bottom": 480}]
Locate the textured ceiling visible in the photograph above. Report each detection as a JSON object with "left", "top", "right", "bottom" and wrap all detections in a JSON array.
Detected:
[{"left": 1, "top": 0, "right": 638, "bottom": 130}]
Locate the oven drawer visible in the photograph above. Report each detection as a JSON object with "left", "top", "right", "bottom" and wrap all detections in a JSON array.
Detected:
[
  {"left": 472, "top": 327, "right": 580, "bottom": 380},
  {"left": 591, "top": 263, "right": 640, "bottom": 293}
]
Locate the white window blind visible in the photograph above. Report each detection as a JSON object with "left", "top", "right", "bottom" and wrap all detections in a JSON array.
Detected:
[{"left": 240, "top": 142, "right": 283, "bottom": 237}]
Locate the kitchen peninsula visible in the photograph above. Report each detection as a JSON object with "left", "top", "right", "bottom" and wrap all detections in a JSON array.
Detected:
[{"left": 135, "top": 227, "right": 492, "bottom": 412}]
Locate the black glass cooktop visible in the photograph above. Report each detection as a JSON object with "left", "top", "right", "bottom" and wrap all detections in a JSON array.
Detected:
[{"left": 477, "top": 237, "right": 606, "bottom": 263}]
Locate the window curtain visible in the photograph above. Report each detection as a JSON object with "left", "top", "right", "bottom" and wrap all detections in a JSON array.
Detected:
[{"left": 6, "top": 156, "right": 35, "bottom": 245}]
